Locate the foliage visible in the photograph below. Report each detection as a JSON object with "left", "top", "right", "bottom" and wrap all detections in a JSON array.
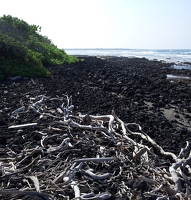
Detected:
[{"left": 0, "top": 15, "right": 79, "bottom": 80}]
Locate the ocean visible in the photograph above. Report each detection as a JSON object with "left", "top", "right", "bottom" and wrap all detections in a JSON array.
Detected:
[{"left": 64, "top": 48, "right": 191, "bottom": 64}]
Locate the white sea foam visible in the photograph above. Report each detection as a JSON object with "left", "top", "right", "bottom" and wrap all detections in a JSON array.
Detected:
[
  {"left": 64, "top": 49, "right": 191, "bottom": 63},
  {"left": 171, "top": 65, "right": 191, "bottom": 70}
]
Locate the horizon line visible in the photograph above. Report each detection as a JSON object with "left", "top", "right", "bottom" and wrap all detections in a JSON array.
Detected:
[{"left": 63, "top": 48, "right": 191, "bottom": 50}]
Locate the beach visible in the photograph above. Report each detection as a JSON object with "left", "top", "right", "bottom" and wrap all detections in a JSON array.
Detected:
[{"left": 0, "top": 56, "right": 191, "bottom": 199}]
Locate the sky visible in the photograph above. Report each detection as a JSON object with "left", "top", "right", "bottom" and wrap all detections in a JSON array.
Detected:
[{"left": 0, "top": 0, "right": 191, "bottom": 49}]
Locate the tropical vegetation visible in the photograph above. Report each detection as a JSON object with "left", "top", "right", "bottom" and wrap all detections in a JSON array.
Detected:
[{"left": 0, "top": 15, "right": 79, "bottom": 80}]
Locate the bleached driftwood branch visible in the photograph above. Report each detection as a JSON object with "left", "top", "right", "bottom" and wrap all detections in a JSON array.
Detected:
[
  {"left": 54, "top": 119, "right": 117, "bottom": 143},
  {"left": 0, "top": 190, "right": 51, "bottom": 200},
  {"left": 8, "top": 123, "right": 38, "bottom": 129}
]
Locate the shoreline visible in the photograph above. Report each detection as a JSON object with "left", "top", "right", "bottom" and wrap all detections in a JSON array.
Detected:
[
  {"left": 0, "top": 56, "right": 191, "bottom": 199},
  {"left": 72, "top": 54, "right": 191, "bottom": 67},
  {"left": 64, "top": 48, "right": 191, "bottom": 64}
]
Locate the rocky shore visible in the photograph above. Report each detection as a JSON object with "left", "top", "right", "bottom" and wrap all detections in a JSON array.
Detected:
[
  {"left": 45, "top": 56, "right": 191, "bottom": 153},
  {"left": 0, "top": 56, "right": 191, "bottom": 199}
]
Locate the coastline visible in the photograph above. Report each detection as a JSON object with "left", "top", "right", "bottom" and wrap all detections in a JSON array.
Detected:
[
  {"left": 0, "top": 56, "right": 191, "bottom": 199},
  {"left": 64, "top": 48, "right": 191, "bottom": 64},
  {"left": 1, "top": 56, "right": 191, "bottom": 146}
]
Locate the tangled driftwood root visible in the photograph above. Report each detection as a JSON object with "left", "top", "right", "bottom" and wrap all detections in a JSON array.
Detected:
[{"left": 1, "top": 94, "right": 191, "bottom": 199}]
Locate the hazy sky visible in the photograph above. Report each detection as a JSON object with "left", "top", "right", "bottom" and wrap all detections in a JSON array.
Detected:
[{"left": 0, "top": 0, "right": 191, "bottom": 49}]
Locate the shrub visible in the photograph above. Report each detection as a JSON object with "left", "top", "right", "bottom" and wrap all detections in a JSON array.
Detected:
[{"left": 0, "top": 15, "right": 79, "bottom": 80}]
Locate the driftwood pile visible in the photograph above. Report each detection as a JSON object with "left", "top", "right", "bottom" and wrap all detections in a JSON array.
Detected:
[{"left": 0, "top": 94, "right": 191, "bottom": 200}]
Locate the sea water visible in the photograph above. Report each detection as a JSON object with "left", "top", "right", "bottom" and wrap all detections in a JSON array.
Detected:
[{"left": 64, "top": 48, "right": 191, "bottom": 64}]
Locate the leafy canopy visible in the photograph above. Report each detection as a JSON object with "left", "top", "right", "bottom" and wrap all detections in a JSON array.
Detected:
[{"left": 0, "top": 15, "right": 79, "bottom": 80}]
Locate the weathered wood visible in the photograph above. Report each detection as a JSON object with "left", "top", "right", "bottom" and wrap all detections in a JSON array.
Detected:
[{"left": 8, "top": 123, "right": 38, "bottom": 129}]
